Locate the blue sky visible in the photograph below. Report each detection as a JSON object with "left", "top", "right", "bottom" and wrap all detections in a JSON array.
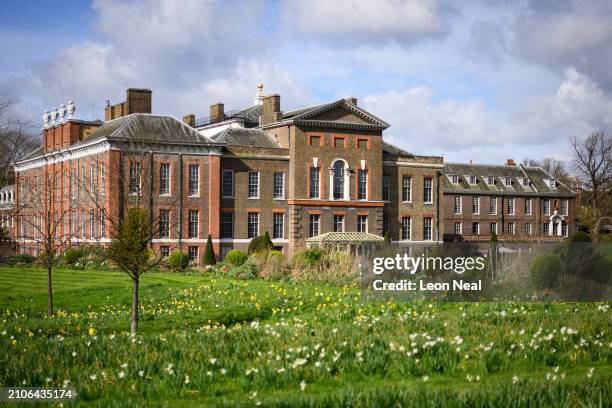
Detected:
[{"left": 2, "top": 0, "right": 611, "bottom": 165}]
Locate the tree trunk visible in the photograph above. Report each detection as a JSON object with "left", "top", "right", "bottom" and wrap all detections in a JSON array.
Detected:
[
  {"left": 47, "top": 258, "right": 53, "bottom": 317},
  {"left": 130, "top": 275, "right": 139, "bottom": 335}
]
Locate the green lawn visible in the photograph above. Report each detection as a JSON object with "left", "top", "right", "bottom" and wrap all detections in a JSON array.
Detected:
[{"left": 0, "top": 266, "right": 610, "bottom": 407}]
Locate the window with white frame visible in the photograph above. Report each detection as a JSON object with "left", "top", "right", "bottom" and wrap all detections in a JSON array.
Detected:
[
  {"left": 472, "top": 196, "right": 480, "bottom": 214},
  {"left": 248, "top": 172, "right": 259, "bottom": 198},
  {"left": 472, "top": 222, "right": 479, "bottom": 235},
  {"left": 248, "top": 212, "right": 259, "bottom": 238},
  {"left": 525, "top": 223, "right": 532, "bottom": 235},
  {"left": 525, "top": 198, "right": 532, "bottom": 215},
  {"left": 543, "top": 198, "right": 550, "bottom": 215},
  {"left": 548, "top": 179, "right": 557, "bottom": 188},
  {"left": 90, "top": 164, "right": 97, "bottom": 194},
  {"left": 309, "top": 214, "right": 320, "bottom": 237},
  {"left": 129, "top": 162, "right": 141, "bottom": 195},
  {"left": 504, "top": 177, "right": 512, "bottom": 186},
  {"left": 562, "top": 224, "right": 567, "bottom": 236},
  {"left": 273, "top": 213, "right": 284, "bottom": 239},
  {"left": 100, "top": 163, "right": 105, "bottom": 196},
  {"left": 160, "top": 246, "right": 170, "bottom": 258},
  {"left": 508, "top": 198, "right": 515, "bottom": 215},
  {"left": 188, "top": 246, "right": 198, "bottom": 262},
  {"left": 469, "top": 175, "right": 477, "bottom": 184},
  {"left": 188, "top": 164, "right": 199, "bottom": 196},
  {"left": 454, "top": 196, "right": 462, "bottom": 214},
  {"left": 451, "top": 174, "right": 459, "bottom": 184},
  {"left": 402, "top": 176, "right": 412, "bottom": 202},
  {"left": 221, "top": 170, "right": 234, "bottom": 198},
  {"left": 332, "top": 161, "right": 345, "bottom": 200},
  {"left": 309, "top": 168, "right": 320, "bottom": 199},
  {"left": 560, "top": 199, "right": 568, "bottom": 216},
  {"left": 188, "top": 210, "right": 199, "bottom": 238},
  {"left": 423, "top": 217, "right": 433, "bottom": 240},
  {"left": 522, "top": 178, "right": 530, "bottom": 187},
  {"left": 357, "top": 169, "right": 368, "bottom": 200},
  {"left": 486, "top": 176, "right": 494, "bottom": 185},
  {"left": 90, "top": 209, "right": 95, "bottom": 239},
  {"left": 357, "top": 215, "right": 368, "bottom": 233},
  {"left": 159, "top": 163, "right": 170, "bottom": 195},
  {"left": 159, "top": 209, "right": 170, "bottom": 238},
  {"left": 423, "top": 177, "right": 433, "bottom": 203},
  {"left": 274, "top": 173, "right": 285, "bottom": 199},
  {"left": 100, "top": 209, "right": 105, "bottom": 238},
  {"left": 454, "top": 222, "right": 462, "bottom": 235},
  {"left": 333, "top": 214, "right": 344, "bottom": 232},
  {"left": 490, "top": 222, "right": 497, "bottom": 235},
  {"left": 402, "top": 217, "right": 411, "bottom": 240},
  {"left": 507, "top": 222, "right": 515, "bottom": 235},
  {"left": 490, "top": 197, "right": 497, "bottom": 215},
  {"left": 543, "top": 222, "right": 550, "bottom": 235}
]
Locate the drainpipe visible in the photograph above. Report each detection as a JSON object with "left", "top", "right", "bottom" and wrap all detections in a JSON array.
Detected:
[
  {"left": 436, "top": 171, "right": 441, "bottom": 242},
  {"left": 178, "top": 154, "right": 183, "bottom": 249}
]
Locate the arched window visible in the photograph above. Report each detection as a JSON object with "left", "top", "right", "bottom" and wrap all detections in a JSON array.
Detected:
[{"left": 333, "top": 160, "right": 345, "bottom": 199}]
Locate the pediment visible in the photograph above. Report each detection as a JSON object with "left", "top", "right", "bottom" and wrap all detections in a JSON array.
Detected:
[{"left": 292, "top": 100, "right": 389, "bottom": 129}]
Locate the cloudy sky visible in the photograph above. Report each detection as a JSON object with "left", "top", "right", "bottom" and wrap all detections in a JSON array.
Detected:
[{"left": 2, "top": 0, "right": 611, "bottom": 164}]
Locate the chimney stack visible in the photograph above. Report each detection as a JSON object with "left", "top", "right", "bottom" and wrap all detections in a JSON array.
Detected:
[
  {"left": 182, "top": 114, "right": 195, "bottom": 127},
  {"left": 506, "top": 159, "right": 515, "bottom": 166},
  {"left": 210, "top": 102, "right": 224, "bottom": 123},
  {"left": 105, "top": 88, "right": 152, "bottom": 120},
  {"left": 261, "top": 94, "right": 282, "bottom": 125}
]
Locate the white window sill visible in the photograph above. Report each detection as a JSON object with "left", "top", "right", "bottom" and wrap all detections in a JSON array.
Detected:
[
  {"left": 188, "top": 195, "right": 200, "bottom": 199},
  {"left": 222, "top": 196, "right": 234, "bottom": 199},
  {"left": 273, "top": 197, "right": 286, "bottom": 201},
  {"left": 159, "top": 194, "right": 172, "bottom": 198},
  {"left": 401, "top": 201, "right": 412, "bottom": 204},
  {"left": 423, "top": 202, "right": 434, "bottom": 205},
  {"left": 247, "top": 197, "right": 260, "bottom": 200}
]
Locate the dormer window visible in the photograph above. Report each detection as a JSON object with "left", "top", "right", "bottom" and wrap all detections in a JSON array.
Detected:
[
  {"left": 451, "top": 175, "right": 459, "bottom": 184},
  {"left": 522, "top": 178, "right": 530, "bottom": 187},
  {"left": 469, "top": 175, "right": 477, "bottom": 185},
  {"left": 486, "top": 176, "right": 495, "bottom": 185},
  {"left": 504, "top": 177, "right": 512, "bottom": 186},
  {"left": 548, "top": 179, "right": 557, "bottom": 188}
]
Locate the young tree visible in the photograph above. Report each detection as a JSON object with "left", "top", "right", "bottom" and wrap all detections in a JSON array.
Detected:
[
  {"left": 571, "top": 131, "right": 612, "bottom": 212},
  {"left": 107, "top": 207, "right": 152, "bottom": 335},
  {"left": 203, "top": 234, "right": 216, "bottom": 266}
]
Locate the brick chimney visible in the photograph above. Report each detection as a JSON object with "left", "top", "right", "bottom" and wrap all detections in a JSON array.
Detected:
[
  {"left": 261, "top": 94, "right": 282, "bottom": 125},
  {"left": 506, "top": 159, "right": 516, "bottom": 166},
  {"left": 210, "top": 103, "right": 224, "bottom": 123},
  {"left": 105, "top": 88, "right": 152, "bottom": 120},
  {"left": 182, "top": 114, "right": 195, "bottom": 127}
]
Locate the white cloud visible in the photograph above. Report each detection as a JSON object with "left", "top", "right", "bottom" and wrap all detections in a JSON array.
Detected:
[
  {"left": 364, "top": 69, "right": 612, "bottom": 163},
  {"left": 282, "top": 0, "right": 448, "bottom": 44}
]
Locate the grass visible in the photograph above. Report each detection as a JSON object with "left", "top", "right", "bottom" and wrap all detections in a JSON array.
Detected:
[{"left": 0, "top": 266, "right": 610, "bottom": 407}]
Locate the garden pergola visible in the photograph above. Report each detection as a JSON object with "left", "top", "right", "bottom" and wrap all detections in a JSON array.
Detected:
[{"left": 306, "top": 232, "right": 384, "bottom": 256}]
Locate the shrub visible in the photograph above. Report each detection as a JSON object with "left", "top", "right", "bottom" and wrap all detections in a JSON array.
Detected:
[
  {"left": 203, "top": 235, "right": 216, "bottom": 266},
  {"left": 569, "top": 231, "right": 592, "bottom": 243},
  {"left": 383, "top": 231, "right": 391, "bottom": 245},
  {"left": 63, "top": 247, "right": 86, "bottom": 266},
  {"left": 260, "top": 250, "right": 287, "bottom": 279},
  {"left": 530, "top": 253, "right": 562, "bottom": 290},
  {"left": 293, "top": 248, "right": 324, "bottom": 268},
  {"left": 231, "top": 262, "right": 260, "bottom": 279},
  {"left": 225, "top": 249, "right": 247, "bottom": 266},
  {"left": 8, "top": 253, "right": 35, "bottom": 266},
  {"left": 248, "top": 232, "right": 273, "bottom": 255},
  {"left": 167, "top": 250, "right": 189, "bottom": 271}
]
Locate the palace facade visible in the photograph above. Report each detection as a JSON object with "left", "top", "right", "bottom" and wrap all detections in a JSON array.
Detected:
[{"left": 8, "top": 86, "right": 575, "bottom": 261}]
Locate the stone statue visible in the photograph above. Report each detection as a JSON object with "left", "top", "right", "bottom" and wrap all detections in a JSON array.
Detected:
[
  {"left": 66, "top": 100, "right": 75, "bottom": 119},
  {"left": 57, "top": 103, "right": 66, "bottom": 123},
  {"left": 42, "top": 110, "right": 50, "bottom": 128},
  {"left": 50, "top": 108, "right": 58, "bottom": 126}
]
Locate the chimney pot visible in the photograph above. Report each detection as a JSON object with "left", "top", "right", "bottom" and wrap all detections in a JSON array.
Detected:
[
  {"left": 261, "top": 94, "right": 282, "bottom": 125},
  {"left": 183, "top": 114, "right": 195, "bottom": 127},
  {"left": 210, "top": 102, "right": 225, "bottom": 123},
  {"left": 506, "top": 159, "right": 515, "bottom": 166},
  {"left": 344, "top": 97, "right": 358, "bottom": 105}
]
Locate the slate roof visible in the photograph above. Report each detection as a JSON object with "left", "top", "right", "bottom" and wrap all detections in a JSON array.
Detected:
[
  {"left": 306, "top": 232, "right": 384, "bottom": 243},
  {"left": 210, "top": 127, "right": 281, "bottom": 148},
  {"left": 444, "top": 162, "right": 574, "bottom": 197},
  {"left": 382, "top": 141, "right": 415, "bottom": 157}
]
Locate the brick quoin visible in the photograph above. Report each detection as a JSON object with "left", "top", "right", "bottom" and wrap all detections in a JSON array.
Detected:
[{"left": 208, "top": 154, "right": 221, "bottom": 253}]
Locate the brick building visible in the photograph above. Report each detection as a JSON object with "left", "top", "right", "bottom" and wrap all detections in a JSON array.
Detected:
[
  {"left": 443, "top": 161, "right": 576, "bottom": 241},
  {"left": 10, "top": 86, "right": 574, "bottom": 261}
]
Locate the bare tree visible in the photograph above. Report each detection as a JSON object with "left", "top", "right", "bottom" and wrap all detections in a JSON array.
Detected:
[
  {"left": 0, "top": 94, "right": 38, "bottom": 186},
  {"left": 522, "top": 157, "right": 570, "bottom": 185},
  {"left": 571, "top": 131, "right": 612, "bottom": 211}
]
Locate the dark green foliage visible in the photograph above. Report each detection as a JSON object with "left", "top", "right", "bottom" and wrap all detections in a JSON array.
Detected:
[
  {"left": 293, "top": 248, "right": 324, "bottom": 268},
  {"left": 63, "top": 247, "right": 86, "bottom": 266},
  {"left": 530, "top": 253, "right": 562, "bottom": 289},
  {"left": 248, "top": 232, "right": 273, "bottom": 255},
  {"left": 107, "top": 208, "right": 152, "bottom": 276},
  {"left": 225, "top": 249, "right": 247, "bottom": 266},
  {"left": 490, "top": 232, "right": 498, "bottom": 243},
  {"left": 230, "top": 262, "right": 260, "bottom": 279},
  {"left": 203, "top": 234, "right": 216, "bottom": 266},
  {"left": 7, "top": 253, "right": 34, "bottom": 265},
  {"left": 383, "top": 231, "right": 391, "bottom": 245},
  {"left": 569, "top": 231, "right": 591, "bottom": 243},
  {"left": 167, "top": 250, "right": 189, "bottom": 271},
  {"left": 0, "top": 226, "right": 9, "bottom": 242}
]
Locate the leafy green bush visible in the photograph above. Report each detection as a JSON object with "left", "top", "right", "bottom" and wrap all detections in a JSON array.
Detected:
[
  {"left": 230, "top": 262, "right": 260, "bottom": 279},
  {"left": 167, "top": 250, "right": 189, "bottom": 271},
  {"left": 203, "top": 235, "right": 216, "bottom": 266},
  {"left": 530, "top": 253, "right": 562, "bottom": 290},
  {"left": 292, "top": 248, "right": 324, "bottom": 268},
  {"left": 569, "top": 231, "right": 592, "bottom": 243},
  {"left": 8, "top": 253, "right": 35, "bottom": 265},
  {"left": 260, "top": 250, "right": 287, "bottom": 279},
  {"left": 225, "top": 249, "right": 247, "bottom": 266},
  {"left": 63, "top": 247, "right": 86, "bottom": 266},
  {"left": 247, "top": 232, "right": 273, "bottom": 255}
]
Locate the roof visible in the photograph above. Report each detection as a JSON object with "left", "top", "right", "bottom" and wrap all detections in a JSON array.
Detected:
[
  {"left": 382, "top": 141, "right": 414, "bottom": 157},
  {"left": 210, "top": 127, "right": 281, "bottom": 148},
  {"left": 306, "top": 232, "right": 384, "bottom": 243},
  {"left": 83, "top": 113, "right": 215, "bottom": 145},
  {"left": 444, "top": 162, "right": 574, "bottom": 197}
]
